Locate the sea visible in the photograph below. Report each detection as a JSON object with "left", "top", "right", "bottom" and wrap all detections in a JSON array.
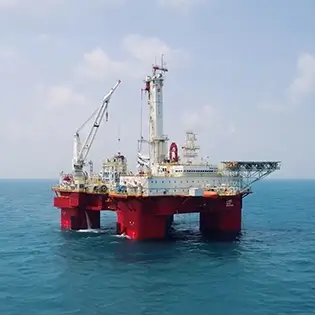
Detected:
[{"left": 0, "top": 179, "right": 314, "bottom": 315}]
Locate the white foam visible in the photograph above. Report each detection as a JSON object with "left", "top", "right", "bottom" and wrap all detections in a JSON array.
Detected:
[
  {"left": 77, "top": 229, "right": 103, "bottom": 233},
  {"left": 114, "top": 233, "right": 131, "bottom": 239}
]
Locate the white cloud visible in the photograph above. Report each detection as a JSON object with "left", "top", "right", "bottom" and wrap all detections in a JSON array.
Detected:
[
  {"left": 0, "top": 0, "right": 63, "bottom": 10},
  {"left": 36, "top": 33, "right": 50, "bottom": 42},
  {"left": 76, "top": 48, "right": 128, "bottom": 80},
  {"left": 157, "top": 0, "right": 204, "bottom": 14},
  {"left": 260, "top": 52, "right": 315, "bottom": 112},
  {"left": 0, "top": 0, "right": 123, "bottom": 11},
  {"left": 122, "top": 34, "right": 190, "bottom": 66},
  {"left": 76, "top": 34, "right": 190, "bottom": 81},
  {"left": 4, "top": 83, "right": 89, "bottom": 142},
  {"left": 0, "top": 0, "right": 16, "bottom": 9},
  {"left": 0, "top": 47, "right": 29, "bottom": 75},
  {"left": 258, "top": 101, "right": 287, "bottom": 113},
  {"left": 181, "top": 104, "right": 235, "bottom": 137},
  {"left": 180, "top": 104, "right": 238, "bottom": 161},
  {"left": 287, "top": 53, "right": 315, "bottom": 104},
  {"left": 0, "top": 47, "right": 18, "bottom": 59},
  {"left": 45, "top": 85, "right": 88, "bottom": 110}
]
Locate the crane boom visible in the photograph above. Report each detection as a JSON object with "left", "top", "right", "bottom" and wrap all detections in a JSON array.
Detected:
[{"left": 72, "top": 80, "right": 121, "bottom": 174}]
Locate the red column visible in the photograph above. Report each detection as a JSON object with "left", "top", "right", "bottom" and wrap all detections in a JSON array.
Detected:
[
  {"left": 116, "top": 199, "right": 168, "bottom": 240},
  {"left": 199, "top": 196, "right": 242, "bottom": 236}
]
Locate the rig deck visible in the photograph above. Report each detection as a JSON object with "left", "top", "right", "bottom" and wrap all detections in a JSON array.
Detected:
[{"left": 52, "top": 159, "right": 280, "bottom": 240}]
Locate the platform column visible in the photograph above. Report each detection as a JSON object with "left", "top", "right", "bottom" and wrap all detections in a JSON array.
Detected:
[
  {"left": 54, "top": 192, "right": 101, "bottom": 230},
  {"left": 60, "top": 208, "right": 100, "bottom": 230},
  {"left": 166, "top": 214, "right": 174, "bottom": 231},
  {"left": 116, "top": 200, "right": 169, "bottom": 240},
  {"left": 199, "top": 196, "right": 242, "bottom": 238}
]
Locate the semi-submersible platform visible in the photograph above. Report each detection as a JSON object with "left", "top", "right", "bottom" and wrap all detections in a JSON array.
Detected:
[{"left": 52, "top": 61, "right": 281, "bottom": 240}]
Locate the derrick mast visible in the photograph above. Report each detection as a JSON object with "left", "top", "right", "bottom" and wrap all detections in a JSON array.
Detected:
[{"left": 144, "top": 59, "right": 169, "bottom": 173}]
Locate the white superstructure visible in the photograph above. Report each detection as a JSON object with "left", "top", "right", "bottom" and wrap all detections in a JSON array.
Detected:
[
  {"left": 118, "top": 61, "right": 241, "bottom": 196},
  {"left": 119, "top": 131, "right": 240, "bottom": 196},
  {"left": 100, "top": 152, "right": 128, "bottom": 190},
  {"left": 55, "top": 60, "right": 281, "bottom": 196}
]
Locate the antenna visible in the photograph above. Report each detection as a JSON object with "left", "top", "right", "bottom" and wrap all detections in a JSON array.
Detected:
[
  {"left": 140, "top": 88, "right": 143, "bottom": 141},
  {"left": 152, "top": 54, "right": 169, "bottom": 75}
]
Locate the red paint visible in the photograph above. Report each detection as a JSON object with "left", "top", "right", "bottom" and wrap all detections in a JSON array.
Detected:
[
  {"left": 199, "top": 196, "right": 242, "bottom": 234},
  {"left": 60, "top": 208, "right": 100, "bottom": 230},
  {"left": 169, "top": 142, "right": 179, "bottom": 162},
  {"left": 112, "top": 194, "right": 242, "bottom": 240},
  {"left": 54, "top": 191, "right": 109, "bottom": 230},
  {"left": 53, "top": 189, "right": 243, "bottom": 240},
  {"left": 145, "top": 82, "right": 150, "bottom": 92}
]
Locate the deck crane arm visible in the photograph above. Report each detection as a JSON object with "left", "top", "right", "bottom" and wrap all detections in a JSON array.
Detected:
[{"left": 72, "top": 80, "right": 121, "bottom": 173}]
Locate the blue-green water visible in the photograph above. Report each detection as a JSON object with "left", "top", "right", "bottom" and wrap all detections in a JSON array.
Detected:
[{"left": 0, "top": 179, "right": 314, "bottom": 314}]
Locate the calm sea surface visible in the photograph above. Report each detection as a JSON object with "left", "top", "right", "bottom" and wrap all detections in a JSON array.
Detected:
[{"left": 0, "top": 179, "right": 314, "bottom": 315}]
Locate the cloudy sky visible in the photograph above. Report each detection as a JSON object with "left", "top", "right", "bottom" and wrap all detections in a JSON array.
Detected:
[{"left": 0, "top": 0, "right": 314, "bottom": 179}]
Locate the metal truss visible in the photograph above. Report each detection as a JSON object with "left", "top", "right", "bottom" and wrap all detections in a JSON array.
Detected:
[{"left": 221, "top": 161, "right": 281, "bottom": 192}]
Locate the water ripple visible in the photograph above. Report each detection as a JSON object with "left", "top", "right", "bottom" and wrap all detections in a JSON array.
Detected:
[{"left": 0, "top": 179, "right": 314, "bottom": 315}]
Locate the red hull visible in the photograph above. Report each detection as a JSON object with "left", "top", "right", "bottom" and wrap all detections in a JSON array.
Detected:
[
  {"left": 53, "top": 190, "right": 242, "bottom": 240},
  {"left": 53, "top": 191, "right": 111, "bottom": 230}
]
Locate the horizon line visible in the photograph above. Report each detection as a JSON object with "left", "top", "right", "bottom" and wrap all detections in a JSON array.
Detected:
[{"left": 0, "top": 177, "right": 314, "bottom": 181}]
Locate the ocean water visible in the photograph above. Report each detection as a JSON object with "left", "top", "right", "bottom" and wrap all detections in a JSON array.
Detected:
[{"left": 0, "top": 179, "right": 314, "bottom": 315}]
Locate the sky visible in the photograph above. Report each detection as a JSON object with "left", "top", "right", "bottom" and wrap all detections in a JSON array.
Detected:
[{"left": 0, "top": 0, "right": 315, "bottom": 179}]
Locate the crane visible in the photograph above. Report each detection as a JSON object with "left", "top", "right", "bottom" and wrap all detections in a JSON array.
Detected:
[{"left": 72, "top": 80, "right": 121, "bottom": 185}]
